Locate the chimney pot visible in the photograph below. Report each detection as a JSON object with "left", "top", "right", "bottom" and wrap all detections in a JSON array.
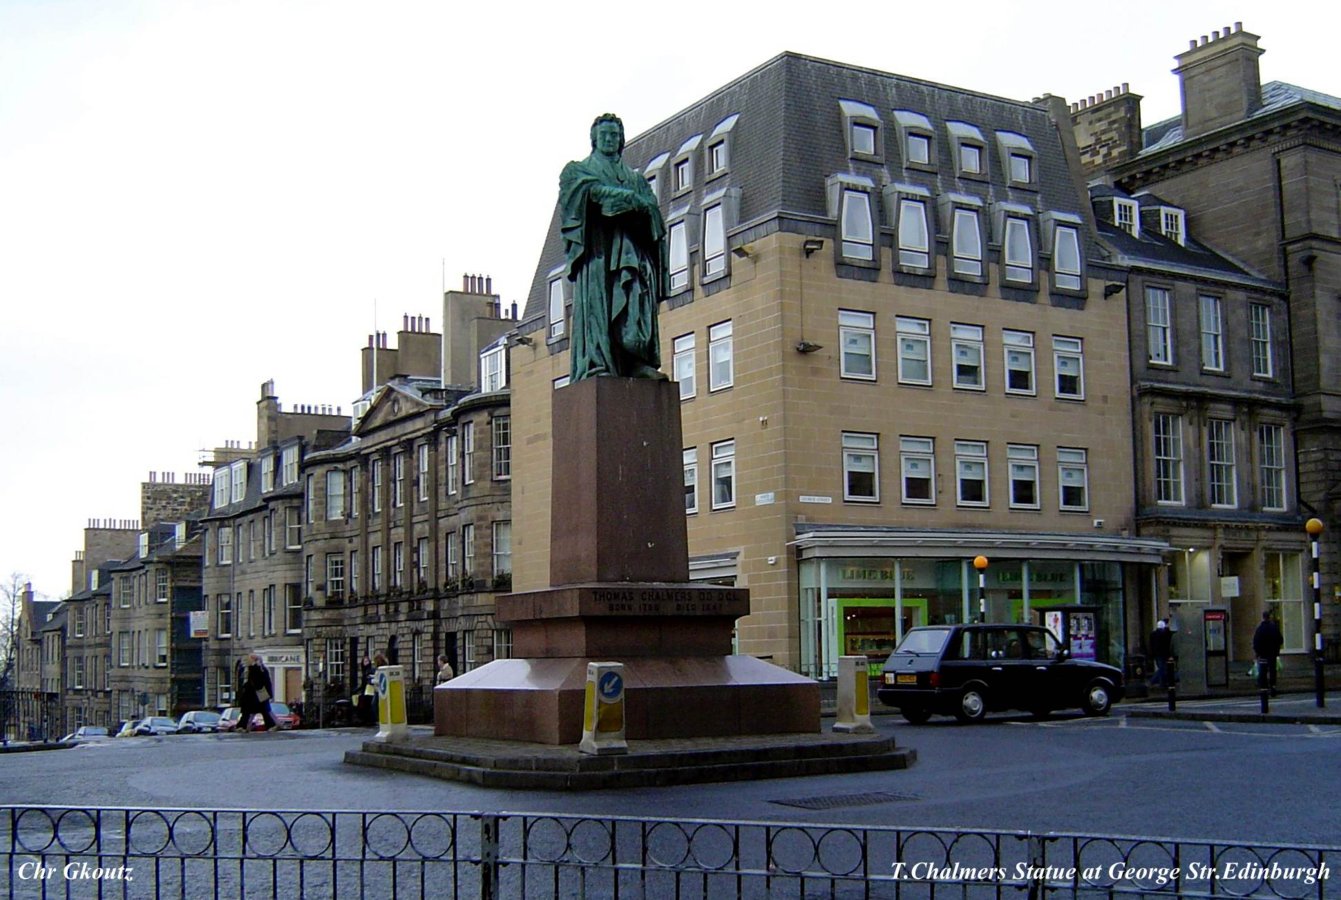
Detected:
[
  {"left": 486, "top": 276, "right": 493, "bottom": 294},
  {"left": 426, "top": 317, "right": 431, "bottom": 331},
  {"left": 1200, "top": 35, "right": 1208, "bottom": 45},
  {"left": 1234, "top": 21, "right": 1242, "bottom": 31}
]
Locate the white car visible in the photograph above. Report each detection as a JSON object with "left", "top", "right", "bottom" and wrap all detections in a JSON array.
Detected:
[{"left": 62, "top": 726, "right": 111, "bottom": 744}]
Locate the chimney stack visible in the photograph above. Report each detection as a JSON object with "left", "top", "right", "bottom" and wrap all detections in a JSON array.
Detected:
[{"left": 1174, "top": 22, "right": 1263, "bottom": 140}]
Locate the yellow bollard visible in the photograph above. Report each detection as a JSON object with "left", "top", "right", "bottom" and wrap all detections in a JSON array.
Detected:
[
  {"left": 833, "top": 655, "right": 876, "bottom": 734},
  {"left": 374, "top": 665, "right": 409, "bottom": 743},
  {"left": 579, "top": 662, "right": 628, "bottom": 755}
]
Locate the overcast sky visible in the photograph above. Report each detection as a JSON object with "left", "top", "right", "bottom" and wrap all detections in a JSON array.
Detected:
[{"left": 2, "top": 2, "right": 1337, "bottom": 599}]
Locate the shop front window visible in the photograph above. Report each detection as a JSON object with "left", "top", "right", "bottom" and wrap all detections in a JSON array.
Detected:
[{"left": 1264, "top": 552, "right": 1305, "bottom": 651}]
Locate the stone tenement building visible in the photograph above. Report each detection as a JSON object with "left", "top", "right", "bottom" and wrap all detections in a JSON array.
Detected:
[
  {"left": 199, "top": 386, "right": 352, "bottom": 709},
  {"left": 510, "top": 52, "right": 1170, "bottom": 680},
  {"left": 1088, "top": 182, "right": 1300, "bottom": 690},
  {"left": 200, "top": 277, "right": 515, "bottom": 718},
  {"left": 302, "top": 279, "right": 515, "bottom": 710},
  {"left": 1073, "top": 23, "right": 1341, "bottom": 664}
]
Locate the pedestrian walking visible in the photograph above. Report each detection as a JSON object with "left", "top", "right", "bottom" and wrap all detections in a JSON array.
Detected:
[
  {"left": 436, "top": 654, "right": 454, "bottom": 684},
  {"left": 358, "top": 654, "right": 376, "bottom": 726},
  {"left": 1149, "top": 619, "right": 1174, "bottom": 688},
  {"left": 237, "top": 653, "right": 278, "bottom": 732},
  {"left": 1252, "top": 610, "right": 1285, "bottom": 696}
]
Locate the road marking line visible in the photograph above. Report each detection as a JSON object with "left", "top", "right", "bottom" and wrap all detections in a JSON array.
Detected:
[{"left": 1204, "top": 722, "right": 1221, "bottom": 733}]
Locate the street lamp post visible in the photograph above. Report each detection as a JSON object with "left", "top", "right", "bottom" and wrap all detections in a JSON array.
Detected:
[
  {"left": 974, "top": 556, "right": 989, "bottom": 623},
  {"left": 1306, "top": 518, "right": 1325, "bottom": 708}
]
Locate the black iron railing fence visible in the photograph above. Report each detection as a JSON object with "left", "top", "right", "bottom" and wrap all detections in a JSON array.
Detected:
[{"left": 2, "top": 806, "right": 1336, "bottom": 899}]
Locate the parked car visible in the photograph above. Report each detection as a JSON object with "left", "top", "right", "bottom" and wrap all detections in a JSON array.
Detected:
[
  {"left": 131, "top": 716, "right": 180, "bottom": 736},
  {"left": 61, "top": 726, "right": 111, "bottom": 744},
  {"left": 175, "top": 710, "right": 222, "bottom": 734},
  {"left": 877, "top": 624, "right": 1125, "bottom": 724},
  {"left": 217, "top": 707, "right": 243, "bottom": 732},
  {"left": 115, "top": 720, "right": 138, "bottom": 738},
  {"left": 246, "top": 702, "right": 301, "bottom": 731}
]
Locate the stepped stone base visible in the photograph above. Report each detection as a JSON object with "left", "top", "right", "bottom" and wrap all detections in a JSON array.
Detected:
[
  {"left": 434, "top": 655, "right": 820, "bottom": 745},
  {"left": 347, "top": 731, "right": 915, "bottom": 790}
]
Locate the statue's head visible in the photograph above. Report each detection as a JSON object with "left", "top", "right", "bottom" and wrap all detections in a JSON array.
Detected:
[{"left": 590, "top": 113, "right": 625, "bottom": 155}]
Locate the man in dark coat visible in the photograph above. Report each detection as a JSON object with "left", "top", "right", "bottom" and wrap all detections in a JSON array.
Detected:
[
  {"left": 1252, "top": 610, "right": 1285, "bottom": 695},
  {"left": 1149, "top": 619, "right": 1174, "bottom": 687},
  {"left": 558, "top": 113, "right": 668, "bottom": 382}
]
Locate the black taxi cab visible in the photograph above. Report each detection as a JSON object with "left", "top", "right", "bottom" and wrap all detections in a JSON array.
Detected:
[{"left": 876, "top": 623, "right": 1124, "bottom": 724}]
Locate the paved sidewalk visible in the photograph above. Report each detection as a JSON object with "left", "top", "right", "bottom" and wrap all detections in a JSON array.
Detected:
[{"left": 1125, "top": 690, "right": 1341, "bottom": 725}]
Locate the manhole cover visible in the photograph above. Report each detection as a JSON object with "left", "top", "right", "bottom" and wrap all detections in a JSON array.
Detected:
[{"left": 771, "top": 791, "right": 921, "bottom": 810}]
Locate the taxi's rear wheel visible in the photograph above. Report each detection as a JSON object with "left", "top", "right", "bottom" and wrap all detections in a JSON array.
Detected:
[{"left": 954, "top": 684, "right": 988, "bottom": 723}]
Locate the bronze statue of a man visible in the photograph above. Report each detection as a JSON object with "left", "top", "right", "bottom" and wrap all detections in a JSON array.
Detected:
[{"left": 559, "top": 114, "right": 668, "bottom": 381}]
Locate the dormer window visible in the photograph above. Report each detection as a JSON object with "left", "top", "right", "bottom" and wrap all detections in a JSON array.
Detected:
[
  {"left": 1113, "top": 198, "right": 1139, "bottom": 237},
  {"left": 939, "top": 192, "right": 985, "bottom": 281},
  {"left": 947, "top": 121, "right": 987, "bottom": 179},
  {"left": 885, "top": 182, "right": 934, "bottom": 272},
  {"left": 894, "top": 110, "right": 934, "bottom": 170},
  {"left": 852, "top": 124, "right": 876, "bottom": 155},
  {"left": 842, "top": 190, "right": 874, "bottom": 260},
  {"left": 480, "top": 340, "right": 507, "bottom": 393},
  {"left": 960, "top": 144, "right": 982, "bottom": 174},
  {"left": 1160, "top": 207, "right": 1185, "bottom": 245},
  {"left": 668, "top": 214, "right": 690, "bottom": 292},
  {"left": 546, "top": 265, "right": 568, "bottom": 341},
  {"left": 700, "top": 185, "right": 740, "bottom": 282},
  {"left": 996, "top": 132, "right": 1037, "bottom": 188},
  {"left": 826, "top": 174, "right": 877, "bottom": 264},
  {"left": 705, "top": 114, "right": 738, "bottom": 180},
  {"left": 907, "top": 134, "right": 929, "bottom": 164},
  {"left": 230, "top": 460, "right": 246, "bottom": 504},
  {"left": 643, "top": 151, "right": 668, "bottom": 206},
  {"left": 674, "top": 159, "right": 691, "bottom": 193},
  {"left": 839, "top": 100, "right": 882, "bottom": 162},
  {"left": 671, "top": 133, "right": 701, "bottom": 196},
  {"left": 1003, "top": 216, "right": 1034, "bottom": 284},
  {"left": 952, "top": 208, "right": 982, "bottom": 275},
  {"left": 708, "top": 140, "right": 727, "bottom": 175}
]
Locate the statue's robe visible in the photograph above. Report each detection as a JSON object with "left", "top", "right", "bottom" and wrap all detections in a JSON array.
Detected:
[{"left": 559, "top": 152, "right": 668, "bottom": 380}]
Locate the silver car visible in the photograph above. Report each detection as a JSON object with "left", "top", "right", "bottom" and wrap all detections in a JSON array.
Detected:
[
  {"left": 175, "top": 710, "right": 222, "bottom": 734},
  {"left": 132, "top": 716, "right": 180, "bottom": 736}
]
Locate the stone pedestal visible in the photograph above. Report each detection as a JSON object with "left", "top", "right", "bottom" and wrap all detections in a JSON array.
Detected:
[{"left": 435, "top": 377, "right": 820, "bottom": 744}]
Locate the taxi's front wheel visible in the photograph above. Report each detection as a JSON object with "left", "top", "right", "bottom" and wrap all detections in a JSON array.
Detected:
[{"left": 1082, "top": 681, "right": 1113, "bottom": 717}]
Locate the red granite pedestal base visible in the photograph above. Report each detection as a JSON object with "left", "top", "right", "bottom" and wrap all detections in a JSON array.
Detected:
[{"left": 433, "top": 377, "right": 821, "bottom": 745}]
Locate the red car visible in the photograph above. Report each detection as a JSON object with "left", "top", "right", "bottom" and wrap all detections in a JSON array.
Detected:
[
  {"left": 219, "top": 702, "right": 302, "bottom": 731},
  {"left": 262, "top": 702, "right": 301, "bottom": 730}
]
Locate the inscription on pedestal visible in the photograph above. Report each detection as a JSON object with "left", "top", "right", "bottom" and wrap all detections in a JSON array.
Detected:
[
  {"left": 591, "top": 587, "right": 738, "bottom": 616},
  {"left": 498, "top": 584, "right": 750, "bottom": 624}
]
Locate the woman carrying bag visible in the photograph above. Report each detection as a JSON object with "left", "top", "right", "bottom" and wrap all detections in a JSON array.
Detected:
[{"left": 238, "top": 652, "right": 278, "bottom": 732}]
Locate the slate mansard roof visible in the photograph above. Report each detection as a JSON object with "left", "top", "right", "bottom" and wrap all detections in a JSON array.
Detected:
[
  {"left": 1090, "top": 187, "right": 1280, "bottom": 290},
  {"left": 524, "top": 51, "right": 1094, "bottom": 321},
  {"left": 1141, "top": 81, "right": 1341, "bottom": 154}
]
